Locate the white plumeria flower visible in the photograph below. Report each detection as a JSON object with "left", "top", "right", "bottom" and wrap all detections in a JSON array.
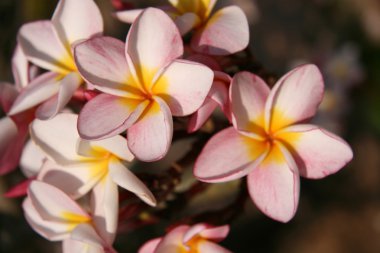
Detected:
[{"left": 9, "top": 0, "right": 103, "bottom": 119}]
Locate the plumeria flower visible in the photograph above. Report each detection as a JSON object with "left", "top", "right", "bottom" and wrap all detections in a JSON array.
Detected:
[
  {"left": 139, "top": 223, "right": 231, "bottom": 253},
  {"left": 23, "top": 181, "right": 116, "bottom": 253},
  {"left": 194, "top": 65, "right": 353, "bottom": 222},
  {"left": 29, "top": 113, "right": 156, "bottom": 243},
  {"left": 74, "top": 8, "right": 214, "bottom": 161},
  {"left": 8, "top": 0, "right": 103, "bottom": 120},
  {"left": 115, "top": 0, "right": 249, "bottom": 55},
  {"left": 0, "top": 45, "right": 36, "bottom": 175}
]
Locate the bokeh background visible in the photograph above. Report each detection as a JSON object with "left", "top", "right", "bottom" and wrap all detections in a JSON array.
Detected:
[{"left": 1, "top": 0, "right": 380, "bottom": 252}]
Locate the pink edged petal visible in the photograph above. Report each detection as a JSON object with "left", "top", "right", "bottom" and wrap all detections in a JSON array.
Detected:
[
  {"left": 197, "top": 241, "right": 232, "bottom": 253},
  {"left": 155, "top": 225, "right": 189, "bottom": 253},
  {"left": 191, "top": 6, "right": 249, "bottom": 56},
  {"left": 277, "top": 124, "right": 353, "bottom": 179},
  {"left": 74, "top": 36, "right": 143, "bottom": 99},
  {"left": 199, "top": 225, "right": 230, "bottom": 242},
  {"left": 82, "top": 135, "right": 134, "bottom": 162},
  {"left": 127, "top": 97, "right": 173, "bottom": 162},
  {"left": 138, "top": 238, "right": 162, "bottom": 253},
  {"left": 194, "top": 127, "right": 269, "bottom": 183},
  {"left": 183, "top": 223, "right": 208, "bottom": 243},
  {"left": 4, "top": 177, "right": 35, "bottom": 198},
  {"left": 28, "top": 181, "right": 90, "bottom": 222},
  {"left": 126, "top": 7, "right": 183, "bottom": 86},
  {"left": 23, "top": 197, "right": 70, "bottom": 241},
  {"left": 153, "top": 59, "right": 214, "bottom": 116},
  {"left": 12, "top": 44, "right": 29, "bottom": 89},
  {"left": 52, "top": 0, "right": 103, "bottom": 46},
  {"left": 30, "top": 113, "right": 81, "bottom": 165},
  {"left": 247, "top": 143, "right": 300, "bottom": 223},
  {"left": 36, "top": 72, "right": 82, "bottom": 120},
  {"left": 187, "top": 54, "right": 221, "bottom": 71},
  {"left": 174, "top": 12, "right": 201, "bottom": 35},
  {"left": 187, "top": 98, "right": 218, "bottom": 133},
  {"left": 20, "top": 140, "right": 46, "bottom": 177},
  {"left": 108, "top": 157, "right": 156, "bottom": 206},
  {"left": 37, "top": 159, "right": 106, "bottom": 199},
  {"left": 70, "top": 223, "right": 105, "bottom": 249},
  {"left": 18, "top": 21, "right": 75, "bottom": 73},
  {"left": 0, "top": 82, "right": 19, "bottom": 113},
  {"left": 0, "top": 117, "right": 28, "bottom": 175},
  {"left": 265, "top": 64, "right": 324, "bottom": 132},
  {"left": 114, "top": 9, "right": 144, "bottom": 23},
  {"left": 91, "top": 175, "right": 118, "bottom": 246},
  {"left": 78, "top": 94, "right": 148, "bottom": 140},
  {"left": 230, "top": 71, "right": 270, "bottom": 134},
  {"left": 63, "top": 238, "right": 105, "bottom": 253},
  {"left": 8, "top": 72, "right": 61, "bottom": 116}
]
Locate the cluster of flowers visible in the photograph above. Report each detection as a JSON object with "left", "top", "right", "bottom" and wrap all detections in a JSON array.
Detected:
[{"left": 0, "top": 0, "right": 353, "bottom": 252}]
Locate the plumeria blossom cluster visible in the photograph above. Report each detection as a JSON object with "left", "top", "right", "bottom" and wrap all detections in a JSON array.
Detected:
[{"left": 0, "top": 0, "right": 353, "bottom": 252}]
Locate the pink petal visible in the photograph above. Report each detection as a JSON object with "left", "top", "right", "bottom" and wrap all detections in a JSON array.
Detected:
[
  {"left": 20, "top": 140, "right": 46, "bottom": 177},
  {"left": 194, "top": 127, "right": 268, "bottom": 183},
  {"left": 127, "top": 97, "right": 173, "bottom": 162},
  {"left": 277, "top": 124, "right": 353, "bottom": 179},
  {"left": 37, "top": 159, "right": 106, "bottom": 200},
  {"left": 230, "top": 71, "right": 269, "bottom": 134},
  {"left": 114, "top": 9, "right": 143, "bottom": 23},
  {"left": 78, "top": 94, "right": 148, "bottom": 140},
  {"left": 187, "top": 98, "right": 218, "bottom": 133},
  {"left": 183, "top": 223, "right": 208, "bottom": 244},
  {"left": 126, "top": 7, "right": 183, "bottom": 87},
  {"left": 4, "top": 177, "right": 34, "bottom": 198},
  {"left": 199, "top": 225, "right": 230, "bottom": 242},
  {"left": 0, "top": 82, "right": 18, "bottom": 113},
  {"left": 28, "top": 181, "right": 90, "bottom": 222},
  {"left": 8, "top": 72, "right": 61, "bottom": 116},
  {"left": 30, "top": 113, "right": 81, "bottom": 165},
  {"left": 63, "top": 239, "right": 104, "bottom": 253},
  {"left": 18, "top": 21, "right": 74, "bottom": 73},
  {"left": 155, "top": 225, "right": 189, "bottom": 253},
  {"left": 197, "top": 241, "right": 232, "bottom": 253},
  {"left": 91, "top": 175, "right": 118, "bottom": 246},
  {"left": 153, "top": 59, "right": 214, "bottom": 116},
  {"left": 187, "top": 54, "right": 222, "bottom": 71},
  {"left": 247, "top": 143, "right": 300, "bottom": 223},
  {"left": 70, "top": 223, "right": 105, "bottom": 249},
  {"left": 52, "top": 0, "right": 103, "bottom": 46},
  {"left": 191, "top": 6, "right": 249, "bottom": 55},
  {"left": 23, "top": 197, "right": 70, "bottom": 241},
  {"left": 108, "top": 157, "right": 156, "bottom": 206},
  {"left": 74, "top": 36, "right": 143, "bottom": 99},
  {"left": 265, "top": 64, "right": 324, "bottom": 132},
  {"left": 12, "top": 44, "right": 29, "bottom": 90},
  {"left": 36, "top": 72, "right": 82, "bottom": 120},
  {"left": 174, "top": 13, "right": 200, "bottom": 35},
  {"left": 138, "top": 238, "right": 162, "bottom": 253}
]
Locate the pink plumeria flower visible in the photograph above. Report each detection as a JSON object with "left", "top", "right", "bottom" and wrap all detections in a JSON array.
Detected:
[
  {"left": 29, "top": 113, "right": 156, "bottom": 243},
  {"left": 23, "top": 181, "right": 116, "bottom": 253},
  {"left": 115, "top": 0, "right": 249, "bottom": 55},
  {"left": 0, "top": 45, "right": 36, "bottom": 175},
  {"left": 139, "top": 223, "right": 231, "bottom": 253},
  {"left": 194, "top": 65, "right": 353, "bottom": 222},
  {"left": 8, "top": 0, "right": 103, "bottom": 119},
  {"left": 74, "top": 8, "right": 214, "bottom": 162}
]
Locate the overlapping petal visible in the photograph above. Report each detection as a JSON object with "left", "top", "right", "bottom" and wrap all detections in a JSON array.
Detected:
[{"left": 12, "top": 44, "right": 29, "bottom": 90}]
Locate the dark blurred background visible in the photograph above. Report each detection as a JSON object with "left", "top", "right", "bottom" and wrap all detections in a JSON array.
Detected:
[{"left": 1, "top": 0, "right": 380, "bottom": 252}]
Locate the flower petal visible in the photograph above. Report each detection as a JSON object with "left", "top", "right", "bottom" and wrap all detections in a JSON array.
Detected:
[
  {"left": 18, "top": 21, "right": 75, "bottom": 73},
  {"left": 127, "top": 97, "right": 173, "bottom": 162},
  {"left": 91, "top": 175, "right": 118, "bottom": 245},
  {"left": 8, "top": 72, "right": 61, "bottom": 116},
  {"left": 70, "top": 223, "right": 105, "bottom": 249},
  {"left": 155, "top": 225, "right": 189, "bottom": 253},
  {"left": 52, "top": 0, "right": 103, "bottom": 46},
  {"left": 174, "top": 12, "right": 200, "bottom": 35},
  {"left": 187, "top": 98, "right": 218, "bottom": 133},
  {"left": 126, "top": 7, "right": 183, "bottom": 87},
  {"left": 191, "top": 6, "right": 249, "bottom": 55},
  {"left": 78, "top": 94, "right": 148, "bottom": 140},
  {"left": 153, "top": 59, "right": 213, "bottom": 116},
  {"left": 0, "top": 82, "right": 19, "bottom": 113},
  {"left": 230, "top": 71, "right": 269, "bottom": 134},
  {"left": 114, "top": 9, "right": 143, "bottom": 23},
  {"left": 63, "top": 238, "right": 104, "bottom": 253},
  {"left": 199, "top": 225, "right": 230, "bottom": 242},
  {"left": 28, "top": 181, "right": 90, "bottom": 223},
  {"left": 247, "top": 143, "right": 300, "bottom": 223},
  {"left": 265, "top": 64, "right": 324, "bottom": 132},
  {"left": 23, "top": 197, "right": 70, "bottom": 241},
  {"left": 277, "top": 124, "right": 353, "bottom": 179},
  {"left": 138, "top": 238, "right": 162, "bottom": 253},
  {"left": 36, "top": 72, "right": 82, "bottom": 120},
  {"left": 20, "top": 140, "right": 46, "bottom": 177},
  {"left": 30, "top": 113, "right": 81, "bottom": 165},
  {"left": 194, "top": 127, "right": 268, "bottom": 182},
  {"left": 197, "top": 241, "right": 232, "bottom": 253},
  {"left": 74, "top": 36, "right": 143, "bottom": 99},
  {"left": 12, "top": 44, "right": 29, "bottom": 89},
  {"left": 108, "top": 157, "right": 156, "bottom": 206}
]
